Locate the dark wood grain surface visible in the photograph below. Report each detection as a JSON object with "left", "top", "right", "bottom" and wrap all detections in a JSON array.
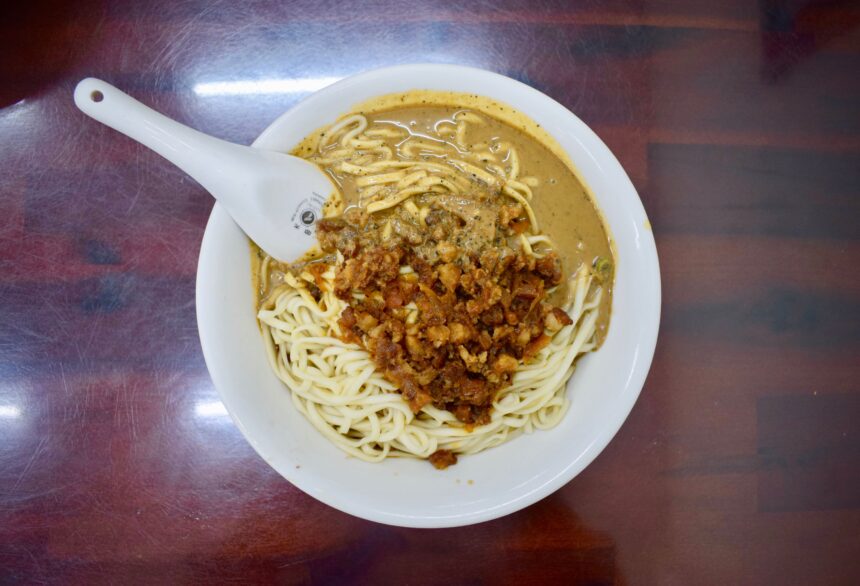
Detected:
[{"left": 2, "top": 0, "right": 859, "bottom": 584}]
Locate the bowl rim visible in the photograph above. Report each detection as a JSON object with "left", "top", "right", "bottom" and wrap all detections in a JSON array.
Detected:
[{"left": 196, "top": 63, "right": 661, "bottom": 527}]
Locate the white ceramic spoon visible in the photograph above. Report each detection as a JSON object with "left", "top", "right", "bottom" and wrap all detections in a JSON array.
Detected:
[{"left": 74, "top": 78, "right": 336, "bottom": 262}]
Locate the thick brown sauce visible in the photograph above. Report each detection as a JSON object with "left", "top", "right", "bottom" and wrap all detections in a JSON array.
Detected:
[{"left": 267, "top": 104, "right": 614, "bottom": 344}]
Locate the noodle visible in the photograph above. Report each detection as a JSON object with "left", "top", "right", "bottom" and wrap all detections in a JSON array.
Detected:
[
  {"left": 258, "top": 266, "right": 601, "bottom": 461},
  {"left": 255, "top": 105, "right": 610, "bottom": 465}
]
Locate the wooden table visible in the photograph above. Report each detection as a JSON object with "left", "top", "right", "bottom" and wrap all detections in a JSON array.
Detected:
[{"left": 2, "top": 1, "right": 858, "bottom": 583}]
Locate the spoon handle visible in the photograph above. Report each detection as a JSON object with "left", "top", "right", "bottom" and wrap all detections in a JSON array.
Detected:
[{"left": 73, "top": 78, "right": 248, "bottom": 195}]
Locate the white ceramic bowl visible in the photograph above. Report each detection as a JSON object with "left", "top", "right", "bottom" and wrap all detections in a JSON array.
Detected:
[{"left": 196, "top": 64, "right": 660, "bottom": 528}]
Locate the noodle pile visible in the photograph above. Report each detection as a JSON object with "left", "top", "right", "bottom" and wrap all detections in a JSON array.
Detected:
[
  {"left": 258, "top": 263, "right": 601, "bottom": 461},
  {"left": 256, "top": 109, "right": 605, "bottom": 462}
]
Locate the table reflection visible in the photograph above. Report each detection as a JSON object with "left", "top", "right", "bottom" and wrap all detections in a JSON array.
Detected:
[
  {"left": 194, "top": 400, "right": 228, "bottom": 418},
  {"left": 193, "top": 77, "right": 342, "bottom": 97}
]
